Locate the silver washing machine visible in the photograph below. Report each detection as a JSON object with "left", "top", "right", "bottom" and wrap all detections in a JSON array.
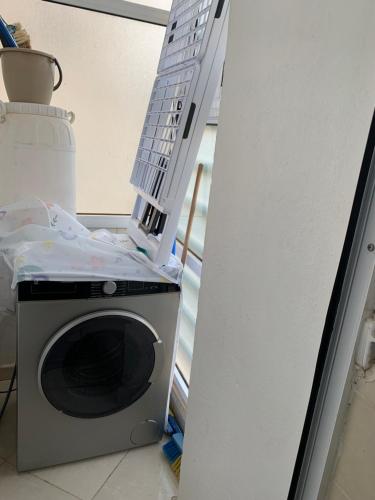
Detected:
[{"left": 16, "top": 280, "right": 180, "bottom": 471}]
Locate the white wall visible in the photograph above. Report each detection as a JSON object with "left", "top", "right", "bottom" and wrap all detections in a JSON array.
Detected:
[{"left": 178, "top": 2, "right": 375, "bottom": 499}]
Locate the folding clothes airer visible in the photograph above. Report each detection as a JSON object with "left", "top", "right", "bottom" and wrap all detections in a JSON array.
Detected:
[{"left": 128, "top": 0, "right": 229, "bottom": 266}]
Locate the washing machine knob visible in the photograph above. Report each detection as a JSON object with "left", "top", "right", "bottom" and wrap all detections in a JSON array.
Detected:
[{"left": 102, "top": 281, "right": 117, "bottom": 295}]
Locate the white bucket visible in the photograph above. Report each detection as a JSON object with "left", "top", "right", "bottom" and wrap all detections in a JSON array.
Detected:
[{"left": 0, "top": 101, "right": 76, "bottom": 215}]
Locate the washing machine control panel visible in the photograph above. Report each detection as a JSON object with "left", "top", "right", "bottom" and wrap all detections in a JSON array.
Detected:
[{"left": 18, "top": 280, "right": 180, "bottom": 301}]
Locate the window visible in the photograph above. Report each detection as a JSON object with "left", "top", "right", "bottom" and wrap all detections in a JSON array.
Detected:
[
  {"left": 0, "top": 0, "right": 170, "bottom": 214},
  {"left": 126, "top": 0, "right": 172, "bottom": 8},
  {"left": 176, "top": 124, "right": 218, "bottom": 384},
  {"left": 43, "top": 0, "right": 171, "bottom": 25}
]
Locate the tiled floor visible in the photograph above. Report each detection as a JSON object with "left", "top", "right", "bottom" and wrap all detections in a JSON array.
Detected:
[
  {"left": 327, "top": 367, "right": 375, "bottom": 500},
  {"left": 0, "top": 381, "right": 178, "bottom": 500}
]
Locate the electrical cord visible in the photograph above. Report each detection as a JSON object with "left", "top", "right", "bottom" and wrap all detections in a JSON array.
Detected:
[{"left": 0, "top": 365, "right": 16, "bottom": 420}]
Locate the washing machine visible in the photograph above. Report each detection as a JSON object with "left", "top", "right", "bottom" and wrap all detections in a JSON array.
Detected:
[{"left": 16, "top": 279, "right": 180, "bottom": 472}]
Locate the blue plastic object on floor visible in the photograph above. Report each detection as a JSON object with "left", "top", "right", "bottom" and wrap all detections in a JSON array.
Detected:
[
  {"left": 165, "top": 414, "right": 181, "bottom": 435},
  {"left": 0, "top": 17, "right": 17, "bottom": 47},
  {"left": 163, "top": 432, "right": 184, "bottom": 478},
  {"left": 171, "top": 239, "right": 177, "bottom": 256},
  {"left": 163, "top": 433, "right": 183, "bottom": 461},
  {"left": 163, "top": 415, "right": 184, "bottom": 479}
]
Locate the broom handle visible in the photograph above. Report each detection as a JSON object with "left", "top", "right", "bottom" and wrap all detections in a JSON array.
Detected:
[{"left": 181, "top": 163, "right": 204, "bottom": 266}]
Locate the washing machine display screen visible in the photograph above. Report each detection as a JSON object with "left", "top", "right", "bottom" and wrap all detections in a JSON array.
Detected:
[{"left": 40, "top": 313, "right": 157, "bottom": 418}]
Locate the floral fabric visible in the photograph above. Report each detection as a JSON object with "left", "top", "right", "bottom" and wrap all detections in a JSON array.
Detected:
[{"left": 0, "top": 198, "right": 182, "bottom": 312}]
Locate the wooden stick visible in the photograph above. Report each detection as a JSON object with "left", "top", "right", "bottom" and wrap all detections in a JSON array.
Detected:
[{"left": 181, "top": 163, "right": 204, "bottom": 265}]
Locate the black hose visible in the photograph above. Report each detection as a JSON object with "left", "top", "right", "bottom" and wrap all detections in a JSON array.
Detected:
[{"left": 0, "top": 365, "right": 16, "bottom": 421}]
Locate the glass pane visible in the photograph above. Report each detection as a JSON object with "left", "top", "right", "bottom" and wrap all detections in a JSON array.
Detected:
[
  {"left": 175, "top": 125, "right": 217, "bottom": 383},
  {"left": 41, "top": 314, "right": 156, "bottom": 418},
  {"left": 177, "top": 125, "right": 217, "bottom": 258},
  {"left": 0, "top": 1, "right": 166, "bottom": 214},
  {"left": 129, "top": 0, "right": 173, "bottom": 10},
  {"left": 175, "top": 266, "right": 200, "bottom": 382}
]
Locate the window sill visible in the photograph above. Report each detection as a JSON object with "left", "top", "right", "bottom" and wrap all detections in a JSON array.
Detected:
[{"left": 77, "top": 214, "right": 130, "bottom": 230}]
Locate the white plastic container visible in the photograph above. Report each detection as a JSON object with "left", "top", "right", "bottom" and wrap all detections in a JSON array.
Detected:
[{"left": 0, "top": 101, "right": 76, "bottom": 214}]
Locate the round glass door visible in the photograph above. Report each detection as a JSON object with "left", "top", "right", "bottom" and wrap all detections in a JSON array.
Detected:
[{"left": 39, "top": 311, "right": 160, "bottom": 419}]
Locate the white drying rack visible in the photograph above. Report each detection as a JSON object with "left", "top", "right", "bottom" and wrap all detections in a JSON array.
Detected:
[{"left": 128, "top": 0, "right": 229, "bottom": 266}]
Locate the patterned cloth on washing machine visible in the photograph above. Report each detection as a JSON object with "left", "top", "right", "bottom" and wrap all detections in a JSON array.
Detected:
[{"left": 0, "top": 197, "right": 182, "bottom": 313}]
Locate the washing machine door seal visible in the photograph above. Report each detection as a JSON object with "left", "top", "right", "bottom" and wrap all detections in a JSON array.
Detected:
[{"left": 38, "top": 310, "right": 163, "bottom": 419}]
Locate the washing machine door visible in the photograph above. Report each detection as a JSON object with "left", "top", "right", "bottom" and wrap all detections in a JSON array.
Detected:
[{"left": 38, "top": 310, "right": 163, "bottom": 419}]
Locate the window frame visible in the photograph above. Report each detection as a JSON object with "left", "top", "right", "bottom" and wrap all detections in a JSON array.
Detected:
[
  {"left": 78, "top": 214, "right": 130, "bottom": 230},
  {"left": 42, "top": 0, "right": 169, "bottom": 26},
  {"left": 172, "top": 240, "right": 202, "bottom": 428},
  {"left": 40, "top": 0, "right": 169, "bottom": 216}
]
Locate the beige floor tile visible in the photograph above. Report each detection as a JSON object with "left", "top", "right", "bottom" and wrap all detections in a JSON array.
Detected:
[
  {"left": 354, "top": 376, "right": 375, "bottom": 409},
  {"left": 0, "top": 380, "right": 16, "bottom": 461},
  {"left": 33, "top": 452, "right": 126, "bottom": 500},
  {"left": 343, "top": 393, "right": 375, "bottom": 459},
  {"left": 327, "top": 481, "right": 351, "bottom": 500},
  {"left": 0, "top": 461, "right": 78, "bottom": 500},
  {"left": 1, "top": 380, "right": 176, "bottom": 500},
  {"left": 334, "top": 392, "right": 375, "bottom": 500},
  {"left": 94, "top": 443, "right": 178, "bottom": 500},
  {"left": 6, "top": 450, "right": 17, "bottom": 467}
]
